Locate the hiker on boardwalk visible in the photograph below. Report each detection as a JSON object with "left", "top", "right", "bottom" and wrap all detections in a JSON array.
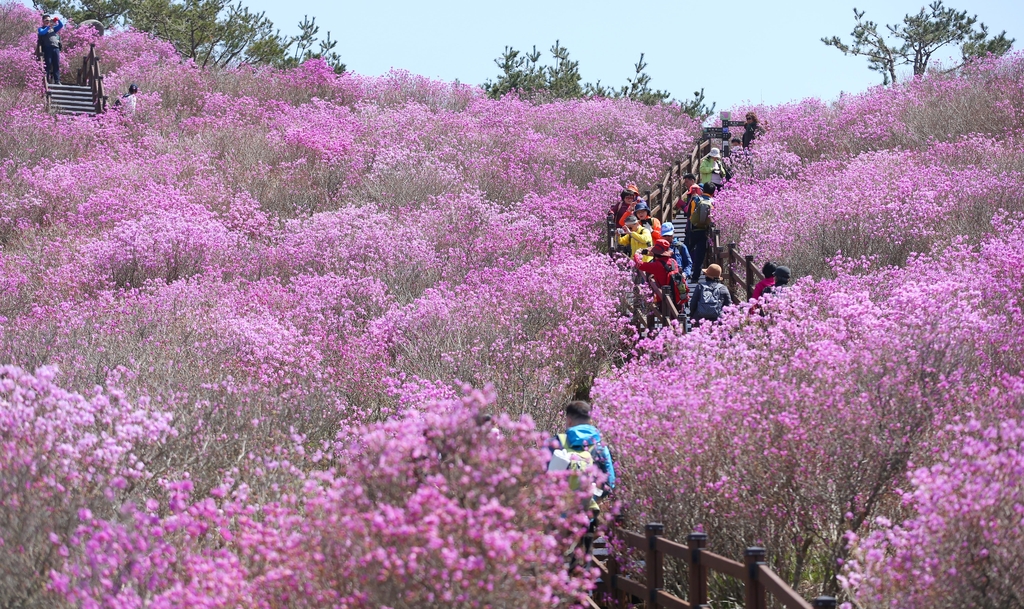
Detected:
[
  {"left": 683, "top": 182, "right": 715, "bottom": 282},
  {"left": 743, "top": 112, "right": 767, "bottom": 148},
  {"left": 548, "top": 400, "right": 615, "bottom": 570},
  {"left": 699, "top": 147, "right": 728, "bottom": 187},
  {"left": 37, "top": 14, "right": 63, "bottom": 84},
  {"left": 633, "top": 239, "right": 687, "bottom": 310},
  {"left": 659, "top": 222, "right": 693, "bottom": 280},
  {"left": 690, "top": 264, "right": 732, "bottom": 324},
  {"left": 617, "top": 215, "right": 653, "bottom": 261},
  {"left": 674, "top": 173, "right": 698, "bottom": 215},
  {"left": 752, "top": 261, "right": 777, "bottom": 299},
  {"left": 726, "top": 137, "right": 748, "bottom": 172},
  {"left": 633, "top": 201, "right": 661, "bottom": 241},
  {"left": 611, "top": 183, "right": 640, "bottom": 226}
]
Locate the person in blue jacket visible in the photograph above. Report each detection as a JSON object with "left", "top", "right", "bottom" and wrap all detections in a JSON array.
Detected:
[
  {"left": 37, "top": 15, "right": 64, "bottom": 84},
  {"left": 550, "top": 400, "right": 615, "bottom": 571},
  {"left": 660, "top": 221, "right": 693, "bottom": 279}
]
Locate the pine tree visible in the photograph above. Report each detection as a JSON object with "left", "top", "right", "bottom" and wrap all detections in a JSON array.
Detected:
[{"left": 823, "top": 1, "right": 1013, "bottom": 84}]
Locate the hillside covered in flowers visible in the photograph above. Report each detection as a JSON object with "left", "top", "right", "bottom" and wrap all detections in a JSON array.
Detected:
[{"left": 2, "top": 2, "right": 1024, "bottom": 607}]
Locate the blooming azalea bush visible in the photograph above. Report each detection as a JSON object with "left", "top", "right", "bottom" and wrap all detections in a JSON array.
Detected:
[
  {"left": 841, "top": 413, "right": 1024, "bottom": 609},
  {"left": 50, "top": 389, "right": 596, "bottom": 609},
  {"left": 594, "top": 218, "right": 1024, "bottom": 598}
]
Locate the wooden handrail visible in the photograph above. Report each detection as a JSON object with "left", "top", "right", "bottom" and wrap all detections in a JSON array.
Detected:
[{"left": 594, "top": 522, "right": 837, "bottom": 609}]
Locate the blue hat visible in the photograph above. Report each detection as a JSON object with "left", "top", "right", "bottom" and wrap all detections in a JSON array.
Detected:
[
  {"left": 634, "top": 202, "right": 650, "bottom": 212},
  {"left": 661, "top": 222, "right": 674, "bottom": 236}
]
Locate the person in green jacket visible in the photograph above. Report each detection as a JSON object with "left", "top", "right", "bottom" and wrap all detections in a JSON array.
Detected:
[{"left": 699, "top": 148, "right": 728, "bottom": 187}]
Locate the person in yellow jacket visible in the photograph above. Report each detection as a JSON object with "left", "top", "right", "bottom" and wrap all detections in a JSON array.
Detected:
[
  {"left": 699, "top": 148, "right": 728, "bottom": 186},
  {"left": 617, "top": 215, "right": 653, "bottom": 261}
]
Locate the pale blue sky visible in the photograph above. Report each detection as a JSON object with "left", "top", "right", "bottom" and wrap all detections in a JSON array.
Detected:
[{"left": 240, "top": 0, "right": 1020, "bottom": 108}]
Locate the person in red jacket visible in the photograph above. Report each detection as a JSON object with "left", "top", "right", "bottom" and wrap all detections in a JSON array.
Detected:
[
  {"left": 752, "top": 261, "right": 777, "bottom": 299},
  {"left": 633, "top": 239, "right": 685, "bottom": 308}
]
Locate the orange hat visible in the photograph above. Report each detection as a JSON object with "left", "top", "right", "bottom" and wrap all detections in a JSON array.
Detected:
[{"left": 625, "top": 183, "right": 640, "bottom": 196}]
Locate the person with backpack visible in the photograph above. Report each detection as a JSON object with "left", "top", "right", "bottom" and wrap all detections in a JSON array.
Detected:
[
  {"left": 690, "top": 264, "right": 732, "bottom": 324},
  {"left": 548, "top": 400, "right": 615, "bottom": 571},
  {"left": 684, "top": 182, "right": 716, "bottom": 282},
  {"left": 617, "top": 215, "right": 653, "bottom": 261},
  {"left": 633, "top": 239, "right": 687, "bottom": 311},
  {"left": 633, "top": 201, "right": 661, "bottom": 241},
  {"left": 659, "top": 222, "right": 693, "bottom": 280},
  {"left": 37, "top": 14, "right": 63, "bottom": 84},
  {"left": 699, "top": 148, "right": 729, "bottom": 187}
]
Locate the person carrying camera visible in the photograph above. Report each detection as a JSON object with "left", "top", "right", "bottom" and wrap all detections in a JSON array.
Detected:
[
  {"left": 37, "top": 14, "right": 63, "bottom": 84},
  {"left": 611, "top": 183, "right": 641, "bottom": 225},
  {"left": 617, "top": 215, "right": 653, "bottom": 262}
]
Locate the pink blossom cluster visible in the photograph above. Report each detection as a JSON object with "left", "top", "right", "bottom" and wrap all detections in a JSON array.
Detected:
[
  {"left": 841, "top": 413, "right": 1024, "bottom": 609},
  {"left": 48, "top": 389, "right": 596, "bottom": 609}
]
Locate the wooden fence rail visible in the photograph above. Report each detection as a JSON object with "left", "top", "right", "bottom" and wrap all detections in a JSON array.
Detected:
[{"left": 594, "top": 523, "right": 836, "bottom": 609}]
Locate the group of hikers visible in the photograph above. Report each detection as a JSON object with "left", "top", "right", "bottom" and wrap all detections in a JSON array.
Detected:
[
  {"left": 35, "top": 13, "right": 139, "bottom": 112},
  {"left": 609, "top": 120, "right": 790, "bottom": 325},
  {"left": 549, "top": 124, "right": 784, "bottom": 571}
]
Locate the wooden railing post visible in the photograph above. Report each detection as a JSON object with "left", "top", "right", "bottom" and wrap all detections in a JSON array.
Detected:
[
  {"left": 660, "top": 286, "right": 676, "bottom": 321},
  {"left": 745, "top": 254, "right": 755, "bottom": 300},
  {"left": 686, "top": 532, "right": 708, "bottom": 606},
  {"left": 605, "top": 544, "right": 626, "bottom": 608},
  {"left": 744, "top": 547, "right": 767, "bottom": 609},
  {"left": 812, "top": 597, "right": 837, "bottom": 609},
  {"left": 607, "top": 213, "right": 616, "bottom": 256},
  {"left": 645, "top": 523, "right": 665, "bottom": 608},
  {"left": 727, "top": 243, "right": 739, "bottom": 297}
]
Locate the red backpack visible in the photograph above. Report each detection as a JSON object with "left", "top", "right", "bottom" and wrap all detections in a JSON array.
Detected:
[{"left": 660, "top": 257, "right": 688, "bottom": 306}]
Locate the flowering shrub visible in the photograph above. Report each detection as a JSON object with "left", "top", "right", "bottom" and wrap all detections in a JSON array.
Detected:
[
  {"left": 0, "top": 9, "right": 697, "bottom": 606},
  {"left": 51, "top": 389, "right": 594, "bottom": 609},
  {"left": 593, "top": 218, "right": 1024, "bottom": 598},
  {"left": 0, "top": 366, "right": 173, "bottom": 607},
  {"left": 841, "top": 413, "right": 1024, "bottom": 609}
]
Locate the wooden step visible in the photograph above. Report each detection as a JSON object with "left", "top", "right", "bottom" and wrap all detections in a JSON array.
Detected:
[
  {"left": 48, "top": 93, "right": 95, "bottom": 103},
  {"left": 53, "top": 103, "right": 98, "bottom": 113}
]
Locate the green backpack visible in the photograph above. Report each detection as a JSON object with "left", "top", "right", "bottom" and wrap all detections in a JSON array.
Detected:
[{"left": 690, "top": 196, "right": 713, "bottom": 230}]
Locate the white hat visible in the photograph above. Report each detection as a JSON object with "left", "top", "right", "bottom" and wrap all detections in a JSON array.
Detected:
[{"left": 710, "top": 148, "right": 721, "bottom": 158}]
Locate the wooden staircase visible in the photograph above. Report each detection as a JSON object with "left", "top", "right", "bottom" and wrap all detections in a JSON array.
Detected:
[
  {"left": 46, "top": 83, "right": 100, "bottom": 116},
  {"left": 44, "top": 43, "right": 107, "bottom": 116}
]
